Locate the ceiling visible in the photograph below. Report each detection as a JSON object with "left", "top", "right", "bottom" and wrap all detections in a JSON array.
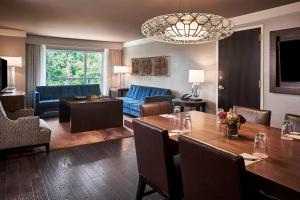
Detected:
[{"left": 0, "top": 0, "right": 298, "bottom": 42}]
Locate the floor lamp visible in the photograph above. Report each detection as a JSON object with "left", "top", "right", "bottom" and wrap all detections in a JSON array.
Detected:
[
  {"left": 113, "top": 66, "right": 129, "bottom": 88},
  {"left": 0, "top": 56, "right": 22, "bottom": 92}
]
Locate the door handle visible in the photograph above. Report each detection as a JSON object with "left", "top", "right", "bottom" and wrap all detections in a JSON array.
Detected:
[{"left": 218, "top": 85, "right": 225, "bottom": 90}]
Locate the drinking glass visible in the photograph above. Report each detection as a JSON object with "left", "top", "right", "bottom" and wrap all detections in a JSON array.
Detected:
[
  {"left": 217, "top": 108, "right": 224, "bottom": 123},
  {"left": 183, "top": 114, "right": 192, "bottom": 133},
  {"left": 173, "top": 106, "right": 181, "bottom": 114},
  {"left": 253, "top": 132, "right": 268, "bottom": 159},
  {"left": 281, "top": 120, "right": 294, "bottom": 140}
]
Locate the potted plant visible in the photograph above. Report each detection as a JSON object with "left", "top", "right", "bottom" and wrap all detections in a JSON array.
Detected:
[{"left": 218, "top": 110, "right": 246, "bottom": 137}]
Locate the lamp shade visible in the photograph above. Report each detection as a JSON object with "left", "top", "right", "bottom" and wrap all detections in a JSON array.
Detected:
[
  {"left": 189, "top": 70, "right": 204, "bottom": 83},
  {"left": 113, "top": 66, "right": 129, "bottom": 73},
  {"left": 0, "top": 56, "right": 22, "bottom": 67}
]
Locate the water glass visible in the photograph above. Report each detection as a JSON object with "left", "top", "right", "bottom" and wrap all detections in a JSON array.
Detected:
[
  {"left": 253, "top": 132, "right": 268, "bottom": 159},
  {"left": 281, "top": 120, "right": 294, "bottom": 140},
  {"left": 173, "top": 106, "right": 181, "bottom": 114},
  {"left": 217, "top": 108, "right": 224, "bottom": 123},
  {"left": 183, "top": 115, "right": 192, "bottom": 133}
]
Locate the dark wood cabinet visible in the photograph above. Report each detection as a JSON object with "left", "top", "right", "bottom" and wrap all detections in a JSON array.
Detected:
[
  {"left": 0, "top": 91, "right": 25, "bottom": 112},
  {"left": 109, "top": 87, "right": 129, "bottom": 98}
]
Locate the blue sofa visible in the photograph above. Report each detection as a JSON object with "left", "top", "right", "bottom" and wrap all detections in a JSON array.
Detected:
[
  {"left": 118, "top": 85, "right": 174, "bottom": 117},
  {"left": 32, "top": 84, "right": 101, "bottom": 118}
]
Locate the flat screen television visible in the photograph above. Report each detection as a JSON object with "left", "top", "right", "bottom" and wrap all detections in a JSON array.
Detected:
[
  {"left": 0, "top": 58, "right": 8, "bottom": 91},
  {"left": 279, "top": 39, "right": 300, "bottom": 82}
]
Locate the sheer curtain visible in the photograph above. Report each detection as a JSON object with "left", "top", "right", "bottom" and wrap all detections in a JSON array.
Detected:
[
  {"left": 26, "top": 44, "right": 46, "bottom": 107},
  {"left": 103, "top": 49, "right": 122, "bottom": 95}
]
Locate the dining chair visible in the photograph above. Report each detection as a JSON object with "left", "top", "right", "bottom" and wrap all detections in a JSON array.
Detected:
[
  {"left": 140, "top": 101, "right": 171, "bottom": 117},
  {"left": 179, "top": 135, "right": 246, "bottom": 200},
  {"left": 132, "top": 119, "right": 182, "bottom": 200},
  {"left": 233, "top": 105, "right": 271, "bottom": 126},
  {"left": 285, "top": 113, "right": 300, "bottom": 132}
]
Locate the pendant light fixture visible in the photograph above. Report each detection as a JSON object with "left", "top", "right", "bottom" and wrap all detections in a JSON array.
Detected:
[{"left": 141, "top": 0, "right": 235, "bottom": 44}]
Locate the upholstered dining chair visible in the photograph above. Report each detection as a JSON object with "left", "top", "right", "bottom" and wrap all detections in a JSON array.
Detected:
[
  {"left": 0, "top": 101, "right": 51, "bottom": 153},
  {"left": 140, "top": 101, "right": 171, "bottom": 117},
  {"left": 179, "top": 135, "right": 246, "bottom": 200},
  {"left": 233, "top": 106, "right": 271, "bottom": 126},
  {"left": 285, "top": 113, "right": 300, "bottom": 132},
  {"left": 133, "top": 119, "right": 182, "bottom": 200}
]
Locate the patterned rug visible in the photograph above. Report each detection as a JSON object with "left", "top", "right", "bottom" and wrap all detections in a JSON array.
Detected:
[{"left": 46, "top": 117, "right": 133, "bottom": 151}]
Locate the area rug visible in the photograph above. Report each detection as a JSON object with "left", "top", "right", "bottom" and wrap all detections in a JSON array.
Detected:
[{"left": 46, "top": 117, "right": 133, "bottom": 151}]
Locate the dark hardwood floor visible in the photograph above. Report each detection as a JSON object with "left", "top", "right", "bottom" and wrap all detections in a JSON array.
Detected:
[{"left": 0, "top": 138, "right": 163, "bottom": 200}]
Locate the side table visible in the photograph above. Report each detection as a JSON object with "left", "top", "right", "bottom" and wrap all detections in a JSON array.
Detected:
[
  {"left": 172, "top": 98, "right": 207, "bottom": 112},
  {"left": 0, "top": 91, "right": 25, "bottom": 112},
  {"left": 109, "top": 87, "right": 129, "bottom": 98}
]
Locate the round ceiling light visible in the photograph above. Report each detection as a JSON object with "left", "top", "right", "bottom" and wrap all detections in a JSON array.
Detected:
[{"left": 141, "top": 13, "right": 235, "bottom": 44}]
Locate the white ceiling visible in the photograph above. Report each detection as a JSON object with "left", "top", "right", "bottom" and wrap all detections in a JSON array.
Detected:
[{"left": 0, "top": 0, "right": 298, "bottom": 42}]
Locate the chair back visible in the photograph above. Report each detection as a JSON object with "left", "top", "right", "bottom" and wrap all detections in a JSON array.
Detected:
[
  {"left": 233, "top": 105, "right": 271, "bottom": 126},
  {"left": 285, "top": 113, "right": 300, "bottom": 132},
  {"left": 133, "top": 119, "right": 173, "bottom": 197},
  {"left": 140, "top": 101, "right": 171, "bottom": 117},
  {"left": 179, "top": 135, "right": 245, "bottom": 200}
]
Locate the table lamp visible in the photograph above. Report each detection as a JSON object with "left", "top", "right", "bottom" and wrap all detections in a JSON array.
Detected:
[
  {"left": 0, "top": 56, "right": 22, "bottom": 92},
  {"left": 113, "top": 66, "right": 129, "bottom": 88},
  {"left": 188, "top": 70, "right": 204, "bottom": 100}
]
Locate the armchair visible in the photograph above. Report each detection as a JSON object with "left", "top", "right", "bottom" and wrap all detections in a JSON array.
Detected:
[{"left": 0, "top": 101, "right": 51, "bottom": 153}]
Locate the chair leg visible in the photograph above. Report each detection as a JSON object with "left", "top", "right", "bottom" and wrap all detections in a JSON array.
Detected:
[
  {"left": 45, "top": 143, "right": 49, "bottom": 154},
  {"left": 136, "top": 175, "right": 146, "bottom": 200}
]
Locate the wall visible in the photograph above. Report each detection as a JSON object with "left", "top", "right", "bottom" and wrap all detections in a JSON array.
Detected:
[
  {"left": 0, "top": 35, "right": 26, "bottom": 91},
  {"left": 123, "top": 11, "right": 300, "bottom": 127},
  {"left": 260, "top": 12, "right": 300, "bottom": 127},
  {"left": 123, "top": 42, "right": 217, "bottom": 114}
]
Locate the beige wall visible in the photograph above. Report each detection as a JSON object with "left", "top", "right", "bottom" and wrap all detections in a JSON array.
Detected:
[
  {"left": 0, "top": 35, "right": 26, "bottom": 91},
  {"left": 123, "top": 11, "right": 300, "bottom": 127},
  {"left": 123, "top": 42, "right": 217, "bottom": 114}
]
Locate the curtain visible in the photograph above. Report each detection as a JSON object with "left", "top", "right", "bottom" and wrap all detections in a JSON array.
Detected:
[
  {"left": 26, "top": 44, "right": 46, "bottom": 107},
  {"left": 103, "top": 49, "right": 122, "bottom": 95}
]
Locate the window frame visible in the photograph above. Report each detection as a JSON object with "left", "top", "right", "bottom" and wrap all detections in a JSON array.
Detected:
[{"left": 45, "top": 48, "right": 104, "bottom": 86}]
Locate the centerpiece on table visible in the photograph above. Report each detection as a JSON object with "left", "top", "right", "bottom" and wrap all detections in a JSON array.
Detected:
[{"left": 218, "top": 110, "right": 246, "bottom": 137}]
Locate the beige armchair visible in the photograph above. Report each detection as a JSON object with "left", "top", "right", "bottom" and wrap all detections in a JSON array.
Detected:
[{"left": 0, "top": 101, "right": 51, "bottom": 153}]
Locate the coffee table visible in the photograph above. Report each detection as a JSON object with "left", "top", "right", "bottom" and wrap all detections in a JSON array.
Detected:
[{"left": 59, "top": 97, "right": 123, "bottom": 133}]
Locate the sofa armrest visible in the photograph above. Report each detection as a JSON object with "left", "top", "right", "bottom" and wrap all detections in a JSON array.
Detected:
[
  {"left": 144, "top": 95, "right": 175, "bottom": 103},
  {"left": 32, "top": 90, "right": 40, "bottom": 114},
  {"left": 6, "top": 109, "right": 34, "bottom": 120}
]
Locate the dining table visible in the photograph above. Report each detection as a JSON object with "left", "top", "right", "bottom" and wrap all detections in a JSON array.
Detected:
[{"left": 137, "top": 111, "right": 300, "bottom": 200}]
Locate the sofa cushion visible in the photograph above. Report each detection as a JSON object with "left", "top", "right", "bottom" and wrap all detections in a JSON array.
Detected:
[
  {"left": 60, "top": 85, "right": 81, "bottom": 98},
  {"left": 39, "top": 99, "right": 59, "bottom": 109},
  {"left": 37, "top": 86, "right": 61, "bottom": 100},
  {"left": 129, "top": 101, "right": 144, "bottom": 112},
  {"left": 80, "top": 84, "right": 101, "bottom": 96}
]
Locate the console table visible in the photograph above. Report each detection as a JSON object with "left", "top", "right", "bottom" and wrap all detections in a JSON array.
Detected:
[
  {"left": 0, "top": 91, "right": 25, "bottom": 112},
  {"left": 172, "top": 98, "right": 207, "bottom": 112}
]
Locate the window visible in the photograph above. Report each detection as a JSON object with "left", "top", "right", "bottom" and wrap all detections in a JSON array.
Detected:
[{"left": 46, "top": 49, "right": 103, "bottom": 86}]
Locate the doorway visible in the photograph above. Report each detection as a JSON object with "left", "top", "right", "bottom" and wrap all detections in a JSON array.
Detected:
[{"left": 218, "top": 27, "right": 261, "bottom": 111}]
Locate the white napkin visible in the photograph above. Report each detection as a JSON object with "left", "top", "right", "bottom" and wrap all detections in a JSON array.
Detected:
[
  {"left": 291, "top": 131, "right": 300, "bottom": 135},
  {"left": 289, "top": 134, "right": 300, "bottom": 140},
  {"left": 240, "top": 153, "right": 261, "bottom": 166},
  {"left": 160, "top": 114, "right": 177, "bottom": 119},
  {"left": 169, "top": 130, "right": 183, "bottom": 136}
]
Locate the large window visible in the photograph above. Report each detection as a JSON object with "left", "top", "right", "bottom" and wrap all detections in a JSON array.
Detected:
[{"left": 46, "top": 49, "right": 103, "bottom": 86}]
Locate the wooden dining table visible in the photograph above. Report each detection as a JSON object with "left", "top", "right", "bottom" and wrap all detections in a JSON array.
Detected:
[{"left": 137, "top": 111, "right": 300, "bottom": 200}]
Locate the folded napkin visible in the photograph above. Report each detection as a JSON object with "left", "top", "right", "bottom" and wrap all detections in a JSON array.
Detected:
[
  {"left": 169, "top": 130, "right": 183, "bottom": 136},
  {"left": 240, "top": 153, "right": 261, "bottom": 166},
  {"left": 291, "top": 131, "right": 300, "bottom": 135},
  {"left": 160, "top": 114, "right": 177, "bottom": 119},
  {"left": 289, "top": 134, "right": 300, "bottom": 140}
]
